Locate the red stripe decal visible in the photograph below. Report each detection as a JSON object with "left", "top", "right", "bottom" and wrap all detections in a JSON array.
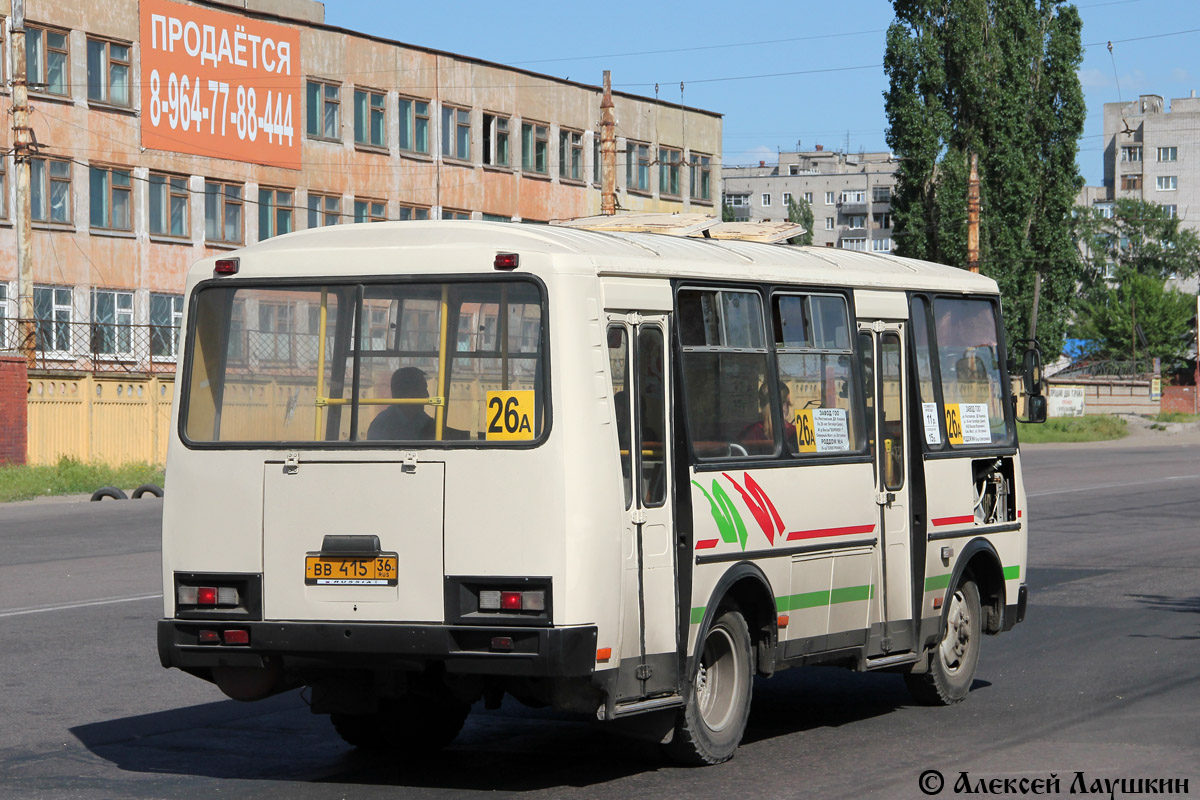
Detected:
[
  {"left": 695, "top": 539, "right": 719, "bottom": 550},
  {"left": 932, "top": 514, "right": 975, "bottom": 527},
  {"left": 1017, "top": 509, "right": 1022, "bottom": 518},
  {"left": 785, "top": 523, "right": 875, "bottom": 541}
]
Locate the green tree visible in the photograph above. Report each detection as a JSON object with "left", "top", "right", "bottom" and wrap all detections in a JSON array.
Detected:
[
  {"left": 721, "top": 203, "right": 737, "bottom": 222},
  {"left": 1073, "top": 198, "right": 1200, "bottom": 285},
  {"left": 884, "top": 0, "right": 1086, "bottom": 356},
  {"left": 1071, "top": 268, "right": 1195, "bottom": 362},
  {"left": 786, "top": 197, "right": 814, "bottom": 245}
]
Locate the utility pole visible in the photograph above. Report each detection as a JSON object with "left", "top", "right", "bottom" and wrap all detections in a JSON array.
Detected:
[
  {"left": 600, "top": 70, "right": 616, "bottom": 216},
  {"left": 966, "top": 152, "right": 980, "bottom": 273},
  {"left": 11, "top": 0, "right": 36, "bottom": 367}
]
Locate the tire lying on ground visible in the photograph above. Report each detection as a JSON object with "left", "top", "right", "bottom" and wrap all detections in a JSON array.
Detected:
[
  {"left": 131, "top": 483, "right": 164, "bottom": 499},
  {"left": 90, "top": 486, "right": 128, "bottom": 501}
]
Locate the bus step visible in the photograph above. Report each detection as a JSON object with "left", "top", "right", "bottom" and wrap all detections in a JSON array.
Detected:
[
  {"left": 863, "top": 652, "right": 921, "bottom": 671},
  {"left": 606, "top": 695, "right": 685, "bottom": 720}
]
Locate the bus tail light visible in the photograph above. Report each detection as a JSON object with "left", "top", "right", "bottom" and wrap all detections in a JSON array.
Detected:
[
  {"left": 214, "top": 258, "right": 240, "bottom": 275},
  {"left": 222, "top": 629, "right": 250, "bottom": 646},
  {"left": 493, "top": 253, "right": 519, "bottom": 271},
  {"left": 478, "top": 589, "right": 546, "bottom": 613},
  {"left": 178, "top": 585, "right": 239, "bottom": 607}
]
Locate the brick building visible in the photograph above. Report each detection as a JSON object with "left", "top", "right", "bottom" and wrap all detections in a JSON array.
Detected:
[{"left": 0, "top": 0, "right": 722, "bottom": 372}]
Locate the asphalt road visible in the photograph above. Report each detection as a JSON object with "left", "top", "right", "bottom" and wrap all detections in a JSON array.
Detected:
[{"left": 1, "top": 439, "right": 1197, "bottom": 799}]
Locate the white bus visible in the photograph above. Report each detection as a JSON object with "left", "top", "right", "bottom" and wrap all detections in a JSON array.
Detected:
[{"left": 159, "top": 221, "right": 1043, "bottom": 764}]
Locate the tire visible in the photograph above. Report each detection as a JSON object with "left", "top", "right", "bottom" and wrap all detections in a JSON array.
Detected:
[
  {"left": 131, "top": 483, "right": 164, "bottom": 499},
  {"left": 331, "top": 692, "right": 470, "bottom": 753},
  {"left": 664, "top": 607, "right": 754, "bottom": 765},
  {"left": 905, "top": 579, "right": 982, "bottom": 705},
  {"left": 90, "top": 486, "right": 128, "bottom": 501}
]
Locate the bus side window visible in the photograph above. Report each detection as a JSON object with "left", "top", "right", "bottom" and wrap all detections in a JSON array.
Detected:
[
  {"left": 678, "top": 288, "right": 771, "bottom": 459},
  {"left": 607, "top": 325, "right": 633, "bottom": 509},
  {"left": 933, "top": 296, "right": 1011, "bottom": 445}
]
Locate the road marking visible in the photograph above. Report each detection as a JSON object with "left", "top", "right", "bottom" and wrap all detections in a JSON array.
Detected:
[
  {"left": 0, "top": 593, "right": 162, "bottom": 618},
  {"left": 1028, "top": 474, "right": 1200, "bottom": 498}
]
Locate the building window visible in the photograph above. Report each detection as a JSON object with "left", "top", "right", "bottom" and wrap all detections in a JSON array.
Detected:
[
  {"left": 872, "top": 237, "right": 892, "bottom": 252},
  {"left": 399, "top": 97, "right": 430, "bottom": 155},
  {"left": 825, "top": 191, "right": 835, "bottom": 205},
  {"left": 86, "top": 38, "right": 130, "bottom": 106},
  {"left": 761, "top": 193, "right": 771, "bottom": 207},
  {"left": 1120, "top": 174, "right": 1142, "bottom": 191},
  {"left": 398, "top": 204, "right": 430, "bottom": 221},
  {"left": 724, "top": 194, "right": 749, "bottom": 207},
  {"left": 1157, "top": 146, "right": 1177, "bottom": 162},
  {"left": 354, "top": 198, "right": 387, "bottom": 223},
  {"left": 872, "top": 185, "right": 891, "bottom": 203},
  {"left": 658, "top": 147, "right": 681, "bottom": 196},
  {"left": 803, "top": 191, "right": 813, "bottom": 204},
  {"left": 873, "top": 212, "right": 892, "bottom": 229},
  {"left": 306, "top": 79, "right": 341, "bottom": 140},
  {"left": 522, "top": 122, "right": 549, "bottom": 174},
  {"left": 483, "top": 114, "right": 511, "bottom": 167},
  {"left": 441, "top": 209, "right": 470, "bottom": 220},
  {"left": 842, "top": 190, "right": 866, "bottom": 204},
  {"left": 593, "top": 137, "right": 601, "bottom": 185},
  {"left": 89, "top": 165, "right": 132, "bottom": 232},
  {"left": 825, "top": 217, "right": 834, "bottom": 230},
  {"left": 91, "top": 289, "right": 134, "bottom": 357},
  {"left": 0, "top": 284, "right": 8, "bottom": 350},
  {"left": 353, "top": 88, "right": 386, "bottom": 148},
  {"left": 149, "top": 173, "right": 188, "bottom": 238},
  {"left": 27, "top": 25, "right": 69, "bottom": 97},
  {"left": 840, "top": 238, "right": 867, "bottom": 251},
  {"left": 561, "top": 130, "right": 584, "bottom": 181},
  {"left": 307, "top": 192, "right": 340, "bottom": 227},
  {"left": 782, "top": 192, "right": 792, "bottom": 206},
  {"left": 0, "top": 158, "right": 7, "bottom": 221},
  {"left": 204, "top": 180, "right": 244, "bottom": 244},
  {"left": 31, "top": 157, "right": 72, "bottom": 224},
  {"left": 788, "top": 165, "right": 800, "bottom": 176},
  {"left": 846, "top": 215, "right": 866, "bottom": 230},
  {"left": 258, "top": 187, "right": 293, "bottom": 240},
  {"left": 1163, "top": 204, "right": 1178, "bottom": 219},
  {"left": 690, "top": 153, "right": 712, "bottom": 201},
  {"left": 1120, "top": 146, "right": 1142, "bottom": 162},
  {"left": 482, "top": 213, "right": 511, "bottom": 222},
  {"left": 34, "top": 286, "right": 73, "bottom": 353},
  {"left": 441, "top": 105, "right": 471, "bottom": 161},
  {"left": 150, "top": 294, "right": 184, "bottom": 358},
  {"left": 1157, "top": 175, "right": 1178, "bottom": 191},
  {"left": 626, "top": 141, "right": 650, "bottom": 191}
]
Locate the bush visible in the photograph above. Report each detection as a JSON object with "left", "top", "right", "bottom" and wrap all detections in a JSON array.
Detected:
[{"left": 0, "top": 457, "right": 165, "bottom": 503}]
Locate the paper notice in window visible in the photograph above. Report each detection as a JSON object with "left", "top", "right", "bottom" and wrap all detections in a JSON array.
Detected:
[
  {"left": 946, "top": 402, "right": 991, "bottom": 445},
  {"left": 922, "top": 402, "right": 942, "bottom": 445},
  {"left": 796, "top": 408, "right": 851, "bottom": 453}
]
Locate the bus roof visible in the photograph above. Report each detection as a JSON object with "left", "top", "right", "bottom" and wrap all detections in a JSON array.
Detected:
[{"left": 201, "top": 221, "right": 1000, "bottom": 295}]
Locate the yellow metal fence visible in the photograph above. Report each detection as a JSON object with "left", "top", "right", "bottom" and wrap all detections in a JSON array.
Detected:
[{"left": 27, "top": 375, "right": 174, "bottom": 466}]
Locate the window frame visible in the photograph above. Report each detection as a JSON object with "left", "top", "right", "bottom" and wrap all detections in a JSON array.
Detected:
[
  {"left": 150, "top": 292, "right": 185, "bottom": 359},
  {"left": 305, "top": 78, "right": 342, "bottom": 142},
  {"left": 88, "top": 164, "right": 133, "bottom": 232},
  {"left": 825, "top": 191, "right": 835, "bottom": 205},
  {"left": 1157, "top": 146, "right": 1177, "bottom": 163},
  {"left": 522, "top": 121, "right": 550, "bottom": 176},
  {"left": 0, "top": 283, "right": 9, "bottom": 350},
  {"left": 482, "top": 112, "right": 511, "bottom": 168},
  {"left": 354, "top": 198, "right": 387, "bottom": 223},
  {"left": 0, "top": 156, "right": 8, "bottom": 221},
  {"left": 149, "top": 172, "right": 190, "bottom": 239},
  {"left": 690, "top": 152, "right": 712, "bottom": 202},
  {"left": 204, "top": 179, "right": 244, "bottom": 246},
  {"left": 258, "top": 186, "right": 294, "bottom": 240},
  {"left": 307, "top": 191, "right": 341, "bottom": 228},
  {"left": 1120, "top": 174, "right": 1143, "bottom": 191},
  {"left": 560, "top": 128, "right": 584, "bottom": 182},
  {"left": 626, "top": 141, "right": 650, "bottom": 193},
  {"left": 398, "top": 204, "right": 430, "bottom": 221},
  {"left": 27, "top": 23, "right": 70, "bottom": 97},
  {"left": 31, "top": 156, "right": 73, "bottom": 225},
  {"left": 90, "top": 288, "right": 135, "bottom": 358},
  {"left": 761, "top": 193, "right": 771, "bottom": 207},
  {"left": 1120, "top": 145, "right": 1143, "bottom": 162},
  {"left": 86, "top": 36, "right": 131, "bottom": 107},
  {"left": 399, "top": 96, "right": 431, "bottom": 155},
  {"left": 352, "top": 86, "right": 387, "bottom": 150},
  {"left": 1156, "top": 175, "right": 1178, "bottom": 191},
  {"left": 658, "top": 146, "right": 681, "bottom": 197},
  {"left": 34, "top": 285, "right": 74, "bottom": 355},
  {"left": 441, "top": 103, "right": 472, "bottom": 162}
]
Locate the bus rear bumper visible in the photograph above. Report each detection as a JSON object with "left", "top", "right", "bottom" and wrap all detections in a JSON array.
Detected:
[{"left": 157, "top": 619, "right": 599, "bottom": 678}]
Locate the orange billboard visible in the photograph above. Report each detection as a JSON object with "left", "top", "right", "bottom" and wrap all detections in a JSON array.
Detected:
[{"left": 139, "top": 0, "right": 302, "bottom": 169}]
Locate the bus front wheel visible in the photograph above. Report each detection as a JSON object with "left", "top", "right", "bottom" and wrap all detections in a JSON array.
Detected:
[
  {"left": 664, "top": 607, "right": 754, "bottom": 765},
  {"left": 906, "top": 579, "right": 982, "bottom": 705},
  {"left": 330, "top": 692, "right": 470, "bottom": 753}
]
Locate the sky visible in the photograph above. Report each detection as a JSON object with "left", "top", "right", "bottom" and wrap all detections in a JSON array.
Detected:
[{"left": 324, "top": 0, "right": 1200, "bottom": 187}]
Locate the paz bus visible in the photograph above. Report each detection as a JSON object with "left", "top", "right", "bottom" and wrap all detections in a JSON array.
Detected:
[{"left": 158, "top": 220, "right": 1044, "bottom": 764}]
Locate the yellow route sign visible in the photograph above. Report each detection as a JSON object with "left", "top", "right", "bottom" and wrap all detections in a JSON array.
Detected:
[{"left": 485, "top": 390, "right": 536, "bottom": 440}]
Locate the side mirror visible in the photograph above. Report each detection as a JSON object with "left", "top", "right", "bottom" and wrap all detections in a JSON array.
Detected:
[
  {"left": 1022, "top": 347, "right": 1043, "bottom": 397},
  {"left": 1025, "top": 394, "right": 1047, "bottom": 424}
]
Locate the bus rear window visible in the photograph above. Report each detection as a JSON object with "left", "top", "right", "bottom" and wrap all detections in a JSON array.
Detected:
[{"left": 182, "top": 279, "right": 547, "bottom": 445}]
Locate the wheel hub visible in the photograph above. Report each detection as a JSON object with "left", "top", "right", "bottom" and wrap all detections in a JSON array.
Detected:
[{"left": 939, "top": 590, "right": 972, "bottom": 673}]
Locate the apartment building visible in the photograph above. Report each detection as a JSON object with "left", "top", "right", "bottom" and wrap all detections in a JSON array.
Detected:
[
  {"left": 721, "top": 148, "right": 898, "bottom": 251},
  {"left": 0, "top": 0, "right": 722, "bottom": 372}
]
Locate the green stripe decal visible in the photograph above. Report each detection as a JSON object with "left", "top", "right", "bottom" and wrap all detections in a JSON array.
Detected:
[
  {"left": 1003, "top": 565, "right": 1021, "bottom": 580},
  {"left": 690, "top": 606, "right": 706, "bottom": 625},
  {"left": 775, "top": 584, "right": 875, "bottom": 612},
  {"left": 925, "top": 574, "right": 952, "bottom": 592}
]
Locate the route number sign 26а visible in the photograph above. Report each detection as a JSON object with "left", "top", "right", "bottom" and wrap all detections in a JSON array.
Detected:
[{"left": 140, "top": 0, "right": 302, "bottom": 169}]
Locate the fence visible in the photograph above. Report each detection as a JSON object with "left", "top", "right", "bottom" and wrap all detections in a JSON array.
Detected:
[{"left": 0, "top": 319, "right": 181, "bottom": 375}]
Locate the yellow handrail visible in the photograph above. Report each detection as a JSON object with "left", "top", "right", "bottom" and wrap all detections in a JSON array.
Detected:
[
  {"left": 313, "top": 289, "right": 328, "bottom": 440},
  {"left": 434, "top": 285, "right": 450, "bottom": 441}
]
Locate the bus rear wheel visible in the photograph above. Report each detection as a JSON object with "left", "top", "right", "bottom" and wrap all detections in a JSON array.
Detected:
[
  {"left": 905, "top": 579, "right": 982, "bottom": 705},
  {"left": 664, "top": 607, "right": 753, "bottom": 765},
  {"left": 330, "top": 692, "right": 470, "bottom": 753}
]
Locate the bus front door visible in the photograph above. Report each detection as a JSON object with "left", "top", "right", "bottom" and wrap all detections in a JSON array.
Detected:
[
  {"left": 860, "top": 322, "right": 914, "bottom": 654},
  {"left": 607, "top": 314, "right": 678, "bottom": 702}
]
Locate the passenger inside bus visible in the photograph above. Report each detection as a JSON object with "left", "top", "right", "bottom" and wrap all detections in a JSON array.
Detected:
[
  {"left": 739, "top": 381, "right": 795, "bottom": 450},
  {"left": 367, "top": 367, "right": 435, "bottom": 440}
]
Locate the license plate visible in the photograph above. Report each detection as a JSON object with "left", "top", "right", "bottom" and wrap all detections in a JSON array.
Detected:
[{"left": 305, "top": 554, "right": 398, "bottom": 585}]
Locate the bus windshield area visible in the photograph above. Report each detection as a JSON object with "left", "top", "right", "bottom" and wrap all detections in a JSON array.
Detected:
[{"left": 182, "top": 279, "right": 546, "bottom": 445}]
